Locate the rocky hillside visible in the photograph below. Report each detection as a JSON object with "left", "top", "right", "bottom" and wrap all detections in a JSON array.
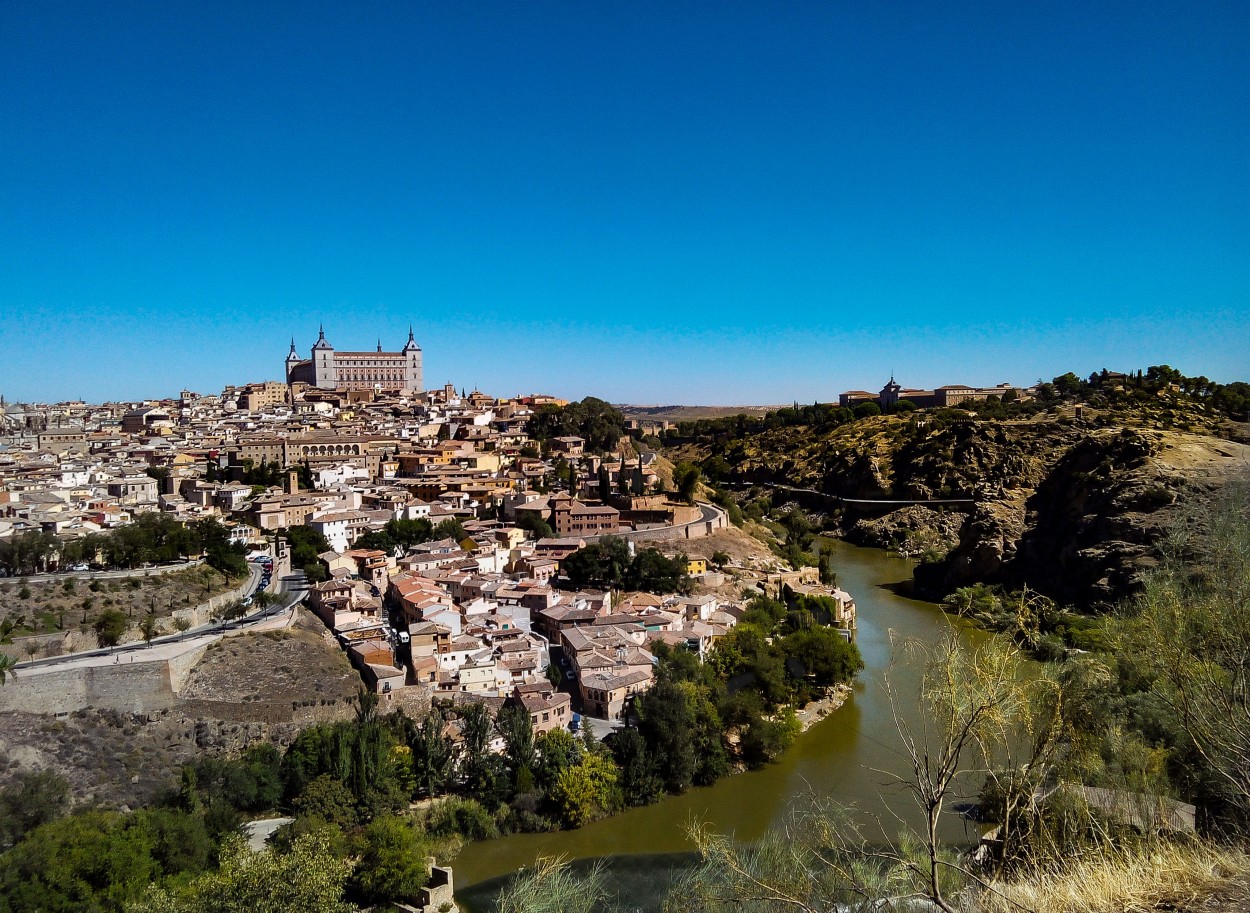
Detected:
[{"left": 669, "top": 410, "right": 1249, "bottom": 608}]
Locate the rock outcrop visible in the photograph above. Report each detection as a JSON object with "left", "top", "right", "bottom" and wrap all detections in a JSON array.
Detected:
[{"left": 680, "top": 415, "right": 1250, "bottom": 608}]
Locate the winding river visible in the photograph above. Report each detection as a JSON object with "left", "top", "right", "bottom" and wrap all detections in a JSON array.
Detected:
[{"left": 455, "top": 539, "right": 984, "bottom": 910}]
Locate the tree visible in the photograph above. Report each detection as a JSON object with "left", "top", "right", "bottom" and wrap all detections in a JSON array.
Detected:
[
  {"left": 141, "top": 613, "right": 159, "bottom": 645},
  {"left": 348, "top": 816, "right": 429, "bottom": 906},
  {"left": 1116, "top": 481, "right": 1250, "bottom": 824},
  {"left": 129, "top": 832, "right": 359, "bottom": 913},
  {"left": 94, "top": 609, "right": 129, "bottom": 647},
  {"left": 711, "top": 550, "right": 730, "bottom": 571},
  {"left": 408, "top": 711, "right": 456, "bottom": 799},
  {"left": 882, "top": 630, "right": 1060, "bottom": 908},
  {"left": 525, "top": 397, "right": 627, "bottom": 453},
  {"left": 0, "top": 771, "right": 70, "bottom": 849},
  {"left": 781, "top": 627, "right": 863, "bottom": 687},
  {"left": 497, "top": 703, "right": 537, "bottom": 780},
  {"left": 0, "top": 653, "right": 17, "bottom": 685},
  {"left": 673, "top": 462, "right": 702, "bottom": 504},
  {"left": 0, "top": 809, "right": 161, "bottom": 913},
  {"left": 635, "top": 679, "right": 696, "bottom": 793},
  {"left": 562, "top": 536, "right": 632, "bottom": 590},
  {"left": 627, "top": 548, "right": 693, "bottom": 595},
  {"left": 550, "top": 751, "right": 619, "bottom": 828},
  {"left": 535, "top": 728, "right": 580, "bottom": 789},
  {"left": 610, "top": 727, "right": 662, "bottom": 807},
  {"left": 853, "top": 402, "right": 881, "bottom": 419},
  {"left": 515, "top": 512, "right": 555, "bottom": 541}
]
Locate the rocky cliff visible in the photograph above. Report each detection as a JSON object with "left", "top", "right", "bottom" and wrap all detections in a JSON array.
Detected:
[{"left": 674, "top": 414, "right": 1250, "bottom": 608}]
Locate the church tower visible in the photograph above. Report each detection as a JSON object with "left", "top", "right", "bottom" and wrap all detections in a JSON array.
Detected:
[{"left": 402, "top": 327, "right": 423, "bottom": 392}]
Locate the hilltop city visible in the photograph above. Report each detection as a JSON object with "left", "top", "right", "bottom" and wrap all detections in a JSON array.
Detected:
[{"left": 0, "top": 328, "right": 857, "bottom": 735}]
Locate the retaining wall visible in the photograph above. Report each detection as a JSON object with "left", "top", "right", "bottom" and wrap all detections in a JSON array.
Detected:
[
  {"left": 0, "top": 659, "right": 179, "bottom": 715},
  {"left": 587, "top": 502, "right": 728, "bottom": 545}
]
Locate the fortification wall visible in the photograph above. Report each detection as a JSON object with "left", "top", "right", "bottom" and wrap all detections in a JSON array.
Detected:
[{"left": 0, "top": 660, "right": 176, "bottom": 715}]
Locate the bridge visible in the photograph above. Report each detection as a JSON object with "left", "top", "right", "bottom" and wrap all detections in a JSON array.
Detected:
[{"left": 742, "top": 481, "right": 978, "bottom": 508}]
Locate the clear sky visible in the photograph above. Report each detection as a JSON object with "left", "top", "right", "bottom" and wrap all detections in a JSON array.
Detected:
[{"left": 2, "top": 2, "right": 1247, "bottom": 405}]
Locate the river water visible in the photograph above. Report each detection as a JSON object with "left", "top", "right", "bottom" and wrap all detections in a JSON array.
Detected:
[{"left": 455, "top": 539, "right": 984, "bottom": 910}]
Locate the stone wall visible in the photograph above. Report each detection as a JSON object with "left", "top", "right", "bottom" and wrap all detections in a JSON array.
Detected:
[
  {"left": 588, "top": 502, "right": 728, "bottom": 545},
  {"left": 0, "top": 659, "right": 178, "bottom": 715}
]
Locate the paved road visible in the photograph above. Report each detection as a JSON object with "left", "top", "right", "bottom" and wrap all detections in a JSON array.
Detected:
[
  {"left": 243, "top": 817, "right": 294, "bottom": 851},
  {"left": 12, "top": 568, "right": 309, "bottom": 674},
  {"left": 4, "top": 559, "right": 205, "bottom": 585}
]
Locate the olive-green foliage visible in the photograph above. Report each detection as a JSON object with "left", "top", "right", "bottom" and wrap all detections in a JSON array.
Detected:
[
  {"left": 94, "top": 609, "right": 129, "bottom": 646},
  {"left": 0, "top": 770, "right": 70, "bottom": 850},
  {"left": 672, "top": 461, "right": 702, "bottom": 504},
  {"left": 525, "top": 397, "right": 627, "bottom": 453},
  {"left": 348, "top": 816, "right": 430, "bottom": 906},
  {"left": 0, "top": 808, "right": 211, "bottom": 913},
  {"left": 278, "top": 709, "right": 406, "bottom": 820},
  {"left": 549, "top": 752, "right": 620, "bottom": 828},
  {"left": 1111, "top": 481, "right": 1250, "bottom": 826},
  {"left": 562, "top": 536, "right": 693, "bottom": 594},
  {"left": 127, "top": 832, "right": 358, "bottom": 913},
  {"left": 353, "top": 517, "right": 467, "bottom": 555},
  {"left": 406, "top": 710, "right": 456, "bottom": 799},
  {"left": 422, "top": 797, "right": 500, "bottom": 842},
  {"left": 181, "top": 744, "right": 283, "bottom": 815}
]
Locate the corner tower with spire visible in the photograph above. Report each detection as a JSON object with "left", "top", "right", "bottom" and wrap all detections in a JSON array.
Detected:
[{"left": 402, "top": 326, "right": 423, "bottom": 392}]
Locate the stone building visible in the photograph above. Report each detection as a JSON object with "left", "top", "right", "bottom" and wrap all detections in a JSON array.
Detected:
[{"left": 285, "top": 326, "right": 423, "bottom": 393}]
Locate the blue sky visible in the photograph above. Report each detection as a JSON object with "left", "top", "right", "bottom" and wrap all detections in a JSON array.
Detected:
[{"left": 2, "top": 2, "right": 1246, "bottom": 404}]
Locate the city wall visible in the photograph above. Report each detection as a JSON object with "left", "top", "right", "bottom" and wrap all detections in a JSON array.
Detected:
[
  {"left": 0, "top": 645, "right": 207, "bottom": 715},
  {"left": 588, "top": 502, "right": 728, "bottom": 545}
]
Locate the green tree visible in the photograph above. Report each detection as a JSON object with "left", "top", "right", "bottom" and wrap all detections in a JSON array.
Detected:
[
  {"left": 408, "top": 712, "right": 456, "bottom": 799},
  {"left": 0, "top": 809, "right": 159, "bottom": 913},
  {"left": 550, "top": 751, "right": 619, "bottom": 828},
  {"left": 348, "top": 816, "right": 429, "bottom": 906},
  {"left": 635, "top": 679, "right": 696, "bottom": 793},
  {"left": 94, "top": 609, "right": 129, "bottom": 647},
  {"left": 515, "top": 512, "right": 555, "bottom": 541},
  {"left": 497, "top": 703, "right": 537, "bottom": 780},
  {"left": 0, "top": 770, "right": 70, "bottom": 849},
  {"left": 128, "top": 832, "right": 358, "bottom": 913},
  {"left": 535, "top": 728, "right": 580, "bottom": 789},
  {"left": 781, "top": 627, "right": 864, "bottom": 687},
  {"left": 672, "top": 462, "right": 702, "bottom": 504},
  {"left": 611, "top": 727, "right": 662, "bottom": 807}
]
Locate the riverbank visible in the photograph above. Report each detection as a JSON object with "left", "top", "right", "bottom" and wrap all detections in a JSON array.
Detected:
[
  {"left": 794, "top": 682, "right": 852, "bottom": 732},
  {"left": 451, "top": 538, "right": 977, "bottom": 902}
]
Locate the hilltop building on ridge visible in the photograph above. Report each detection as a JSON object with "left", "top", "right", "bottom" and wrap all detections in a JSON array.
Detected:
[{"left": 285, "top": 326, "right": 423, "bottom": 393}]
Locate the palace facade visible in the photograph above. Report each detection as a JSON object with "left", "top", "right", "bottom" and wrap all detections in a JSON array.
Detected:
[{"left": 286, "top": 327, "right": 423, "bottom": 393}]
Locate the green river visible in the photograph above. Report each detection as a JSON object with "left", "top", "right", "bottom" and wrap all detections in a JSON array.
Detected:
[{"left": 455, "top": 539, "right": 985, "bottom": 910}]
